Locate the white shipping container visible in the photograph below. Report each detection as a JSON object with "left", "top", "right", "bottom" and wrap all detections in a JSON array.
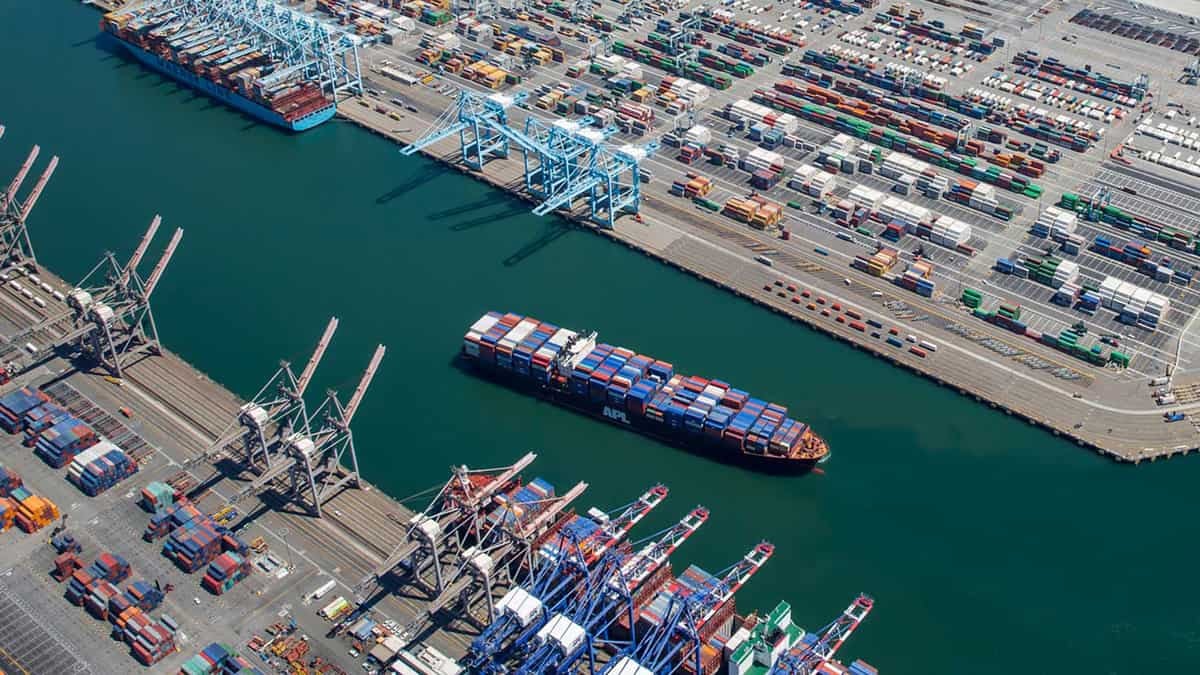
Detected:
[{"left": 684, "top": 125, "right": 712, "bottom": 146}]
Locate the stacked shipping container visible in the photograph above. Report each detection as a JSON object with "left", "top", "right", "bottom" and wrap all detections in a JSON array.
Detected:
[
  {"left": 462, "top": 312, "right": 828, "bottom": 469},
  {"left": 33, "top": 415, "right": 98, "bottom": 468},
  {"left": 0, "top": 386, "right": 50, "bottom": 432},
  {"left": 67, "top": 440, "right": 139, "bottom": 496}
]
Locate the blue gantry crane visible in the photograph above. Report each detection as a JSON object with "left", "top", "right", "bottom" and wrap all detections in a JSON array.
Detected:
[
  {"left": 599, "top": 541, "right": 775, "bottom": 675},
  {"left": 401, "top": 88, "right": 657, "bottom": 227},
  {"left": 466, "top": 485, "right": 672, "bottom": 670},
  {"left": 401, "top": 90, "right": 528, "bottom": 170},
  {"left": 509, "top": 551, "right": 628, "bottom": 674},
  {"left": 770, "top": 594, "right": 875, "bottom": 675},
  {"left": 600, "top": 540, "right": 777, "bottom": 672},
  {"left": 499, "top": 505, "right": 709, "bottom": 673}
]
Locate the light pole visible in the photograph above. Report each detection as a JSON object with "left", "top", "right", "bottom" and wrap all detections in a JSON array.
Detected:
[{"left": 278, "top": 527, "right": 295, "bottom": 572}]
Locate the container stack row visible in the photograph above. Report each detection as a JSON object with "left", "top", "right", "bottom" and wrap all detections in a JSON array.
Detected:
[
  {"left": 3, "top": 486, "right": 60, "bottom": 533},
  {"left": 1098, "top": 276, "right": 1170, "bottom": 330},
  {"left": 201, "top": 551, "right": 252, "bottom": 595},
  {"left": 140, "top": 480, "right": 179, "bottom": 514},
  {"left": 0, "top": 463, "right": 22, "bottom": 497},
  {"left": 1011, "top": 51, "right": 1145, "bottom": 104},
  {"left": 0, "top": 386, "right": 51, "bottom": 433},
  {"left": 164, "top": 514, "right": 224, "bottom": 573},
  {"left": 1091, "top": 235, "right": 1191, "bottom": 285},
  {"left": 179, "top": 642, "right": 266, "bottom": 675},
  {"left": 144, "top": 498, "right": 202, "bottom": 540},
  {"left": 1059, "top": 192, "right": 1199, "bottom": 255},
  {"left": 67, "top": 440, "right": 139, "bottom": 497},
  {"left": 33, "top": 414, "right": 98, "bottom": 468}
]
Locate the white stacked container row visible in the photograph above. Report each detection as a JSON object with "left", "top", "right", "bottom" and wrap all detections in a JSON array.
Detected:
[
  {"left": 967, "top": 183, "right": 998, "bottom": 213},
  {"left": 965, "top": 88, "right": 1012, "bottom": 111},
  {"left": 881, "top": 152, "right": 931, "bottom": 181},
  {"left": 1037, "top": 206, "right": 1078, "bottom": 240},
  {"left": 463, "top": 313, "right": 502, "bottom": 357},
  {"left": 1052, "top": 261, "right": 1080, "bottom": 288},
  {"left": 848, "top": 185, "right": 885, "bottom": 211},
  {"left": 726, "top": 100, "right": 799, "bottom": 134},
  {"left": 1137, "top": 118, "right": 1200, "bottom": 150},
  {"left": 1141, "top": 150, "right": 1200, "bottom": 178},
  {"left": 499, "top": 319, "right": 539, "bottom": 351},
  {"left": 662, "top": 77, "right": 711, "bottom": 104},
  {"left": 929, "top": 215, "right": 971, "bottom": 248},
  {"left": 743, "top": 147, "right": 786, "bottom": 173},
  {"left": 684, "top": 125, "right": 712, "bottom": 147},
  {"left": 67, "top": 440, "right": 119, "bottom": 484},
  {"left": 877, "top": 196, "right": 932, "bottom": 228},
  {"left": 594, "top": 54, "right": 628, "bottom": 72},
  {"left": 1098, "top": 276, "right": 1171, "bottom": 322}
]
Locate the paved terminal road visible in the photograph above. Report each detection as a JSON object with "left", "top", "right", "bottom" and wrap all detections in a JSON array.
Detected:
[{"left": 0, "top": 583, "right": 91, "bottom": 675}]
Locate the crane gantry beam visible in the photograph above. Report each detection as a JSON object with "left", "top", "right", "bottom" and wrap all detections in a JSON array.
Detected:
[
  {"left": 227, "top": 342, "right": 385, "bottom": 517},
  {"left": 360, "top": 452, "right": 540, "bottom": 601},
  {"left": 185, "top": 316, "right": 338, "bottom": 473},
  {"left": 0, "top": 140, "right": 58, "bottom": 268},
  {"left": 771, "top": 594, "right": 875, "bottom": 675},
  {"left": 401, "top": 89, "right": 656, "bottom": 227}
]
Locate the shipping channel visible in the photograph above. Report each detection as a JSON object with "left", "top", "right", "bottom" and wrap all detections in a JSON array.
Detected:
[{"left": 1, "top": 1, "right": 1200, "bottom": 673}]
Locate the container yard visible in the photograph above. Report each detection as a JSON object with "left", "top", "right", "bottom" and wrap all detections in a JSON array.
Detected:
[
  {"left": 10, "top": 0, "right": 1200, "bottom": 670},
  {"left": 251, "top": 0, "right": 1200, "bottom": 463}
]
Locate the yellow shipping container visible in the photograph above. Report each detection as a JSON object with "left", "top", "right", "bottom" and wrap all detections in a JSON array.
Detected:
[{"left": 484, "top": 71, "right": 506, "bottom": 89}]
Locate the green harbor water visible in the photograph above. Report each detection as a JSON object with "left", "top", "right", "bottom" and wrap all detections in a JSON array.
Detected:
[{"left": 3, "top": 3, "right": 1199, "bottom": 673}]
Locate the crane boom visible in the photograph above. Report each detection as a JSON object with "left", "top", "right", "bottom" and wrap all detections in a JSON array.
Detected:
[
  {"left": 772, "top": 594, "right": 874, "bottom": 675},
  {"left": 461, "top": 452, "right": 537, "bottom": 508},
  {"left": 614, "top": 506, "right": 708, "bottom": 592},
  {"left": 118, "top": 215, "right": 161, "bottom": 289},
  {"left": 143, "top": 227, "right": 183, "bottom": 297},
  {"left": 693, "top": 542, "right": 774, "bottom": 627},
  {"left": 1, "top": 145, "right": 38, "bottom": 212},
  {"left": 342, "top": 344, "right": 385, "bottom": 424},
  {"left": 519, "top": 482, "right": 588, "bottom": 538},
  {"left": 18, "top": 155, "right": 57, "bottom": 223},
  {"left": 295, "top": 316, "right": 338, "bottom": 397}
]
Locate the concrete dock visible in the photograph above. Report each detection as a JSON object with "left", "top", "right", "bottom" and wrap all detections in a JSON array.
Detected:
[
  {"left": 0, "top": 264, "right": 477, "bottom": 672},
  {"left": 13, "top": 0, "right": 1200, "bottom": 671}
]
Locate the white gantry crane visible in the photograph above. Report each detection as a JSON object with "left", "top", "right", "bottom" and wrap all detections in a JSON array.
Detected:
[{"left": 185, "top": 316, "right": 338, "bottom": 473}]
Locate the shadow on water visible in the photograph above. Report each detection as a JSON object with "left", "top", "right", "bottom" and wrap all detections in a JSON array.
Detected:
[
  {"left": 375, "top": 165, "right": 444, "bottom": 204},
  {"left": 92, "top": 32, "right": 122, "bottom": 57},
  {"left": 503, "top": 223, "right": 571, "bottom": 267},
  {"left": 428, "top": 197, "right": 500, "bottom": 221},
  {"left": 448, "top": 205, "right": 530, "bottom": 232}
]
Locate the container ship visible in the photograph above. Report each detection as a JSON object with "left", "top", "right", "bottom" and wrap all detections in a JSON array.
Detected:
[
  {"left": 100, "top": 8, "right": 336, "bottom": 132},
  {"left": 461, "top": 312, "right": 828, "bottom": 473}
]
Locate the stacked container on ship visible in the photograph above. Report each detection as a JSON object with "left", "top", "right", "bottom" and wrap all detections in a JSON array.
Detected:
[
  {"left": 461, "top": 312, "right": 828, "bottom": 473},
  {"left": 100, "top": 6, "right": 338, "bottom": 131}
]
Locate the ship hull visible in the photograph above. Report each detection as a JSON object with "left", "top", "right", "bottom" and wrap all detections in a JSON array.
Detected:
[
  {"left": 113, "top": 40, "right": 336, "bottom": 132},
  {"left": 462, "top": 358, "right": 820, "bottom": 475}
]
